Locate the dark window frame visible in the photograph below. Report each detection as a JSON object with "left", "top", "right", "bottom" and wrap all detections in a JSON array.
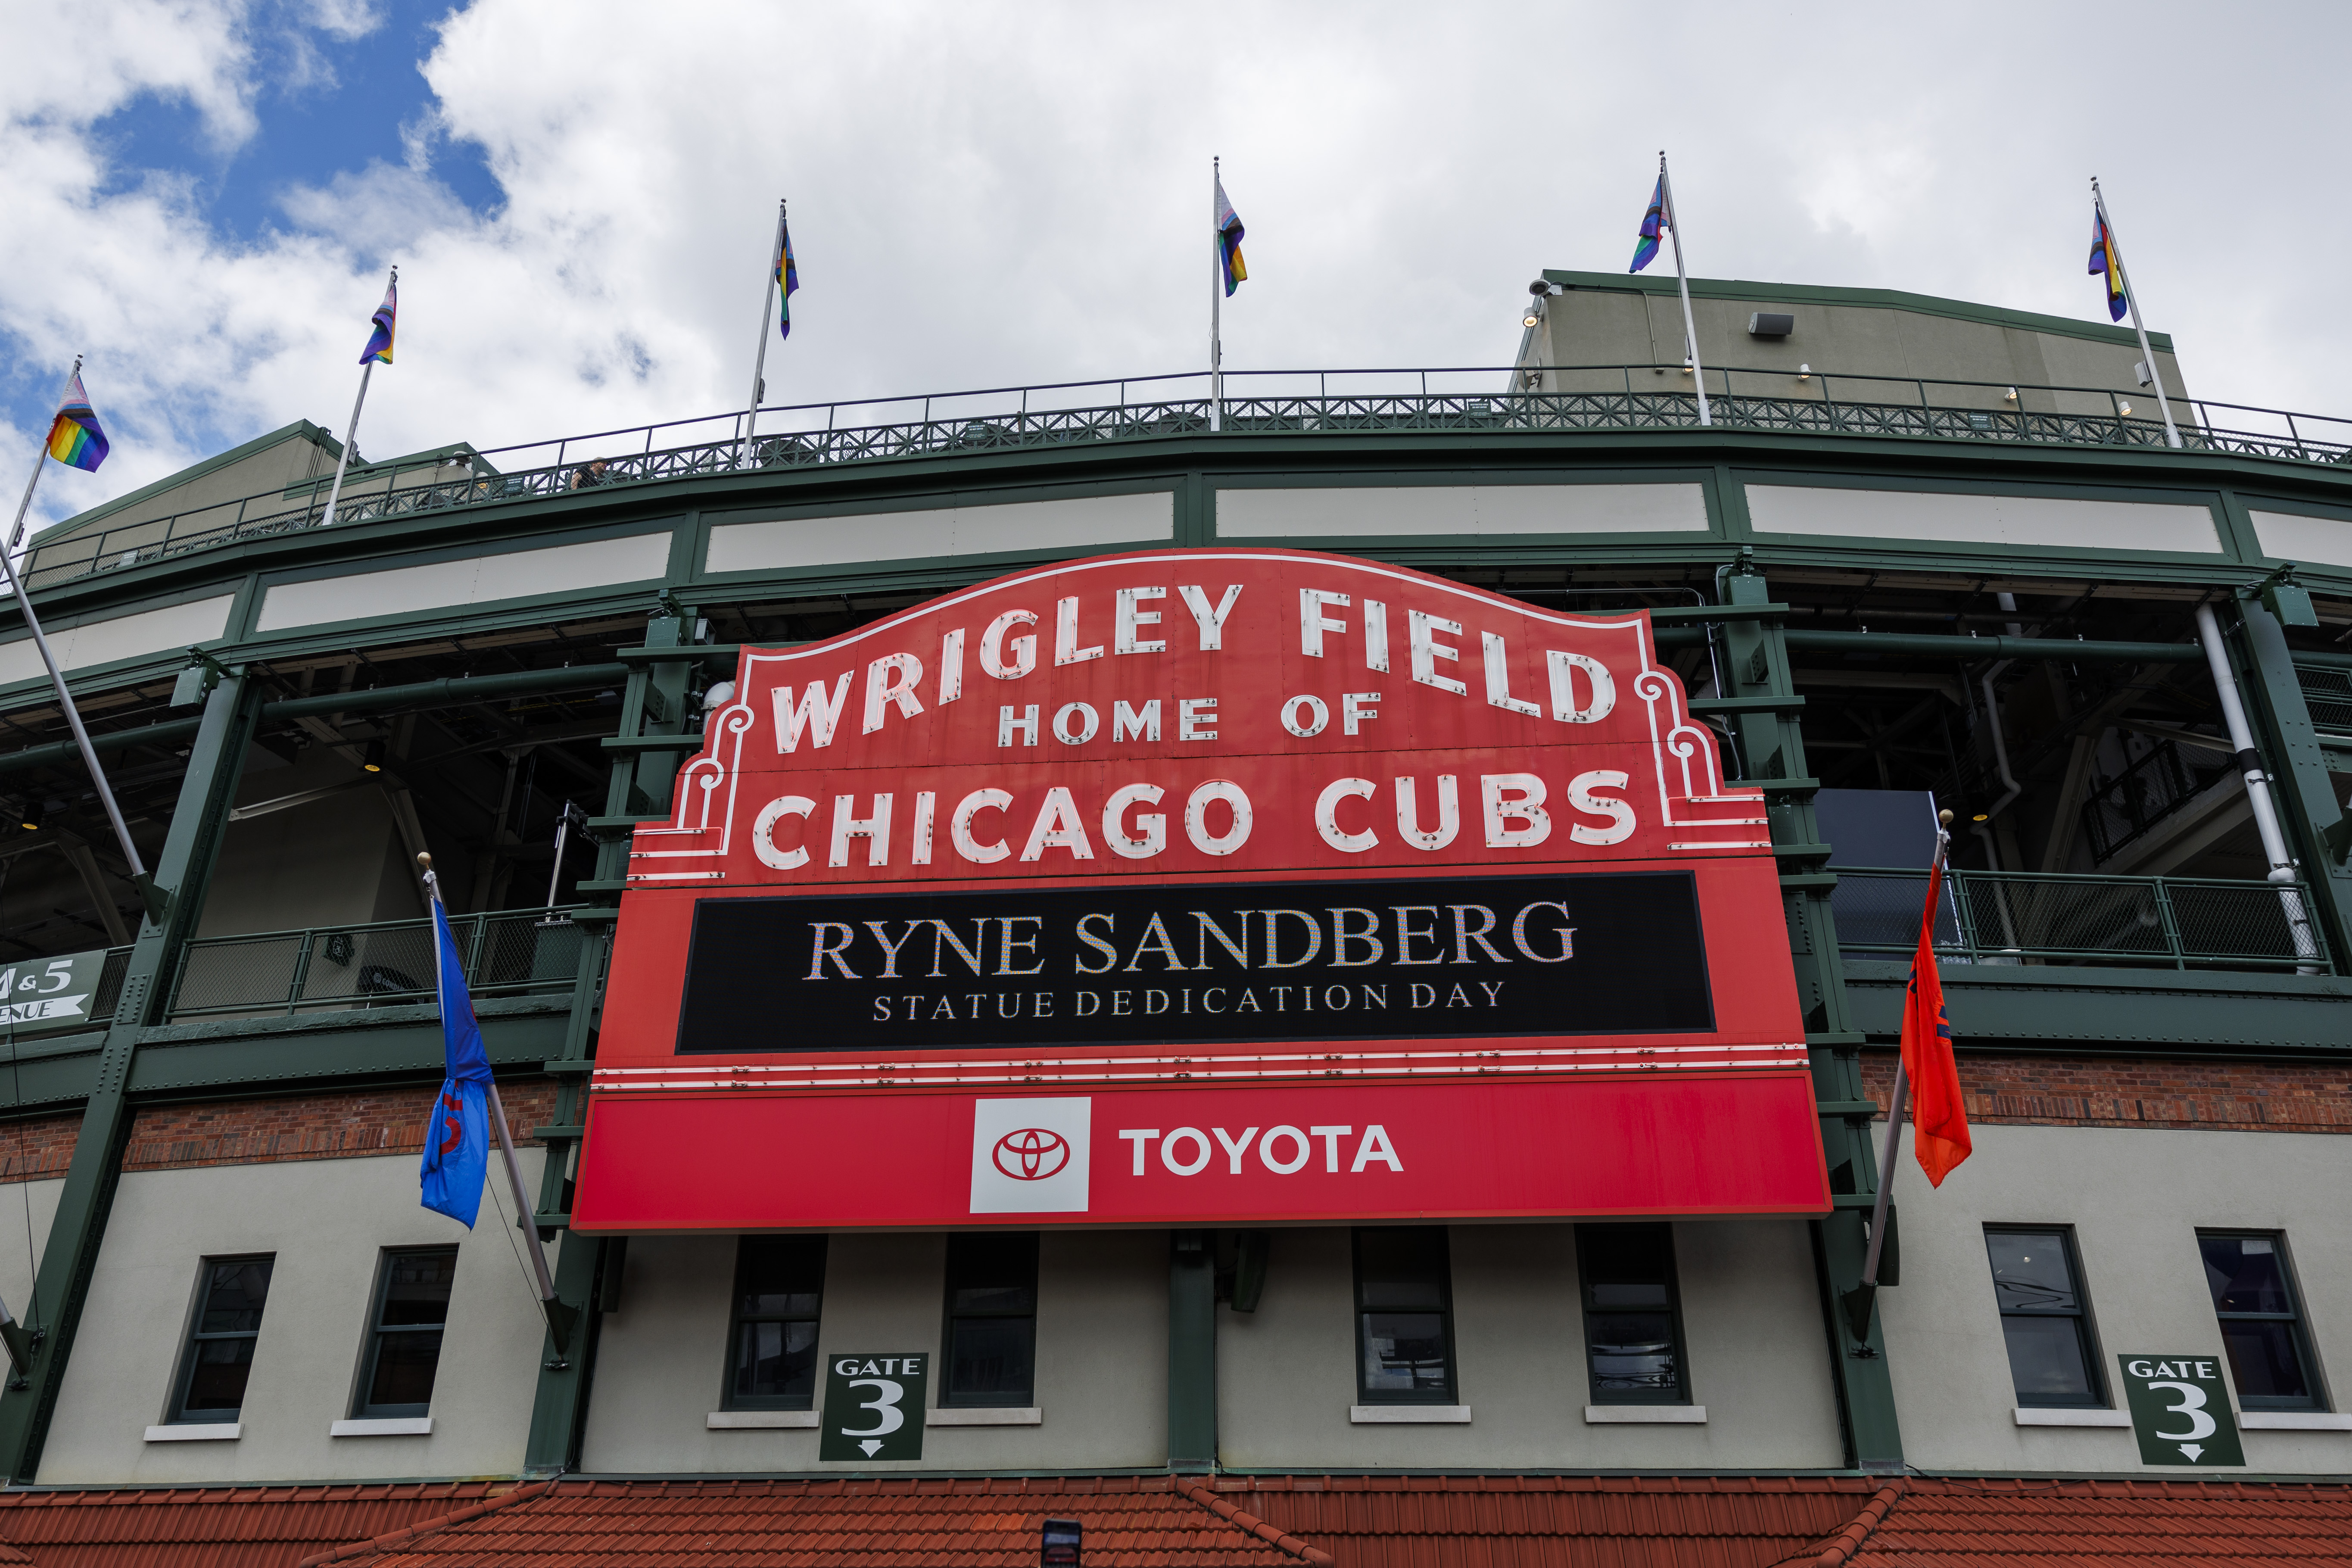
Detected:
[
  {"left": 722, "top": 1235, "right": 828, "bottom": 1411},
  {"left": 352, "top": 1246, "right": 458, "bottom": 1420},
  {"left": 1351, "top": 1225, "right": 1458, "bottom": 1406},
  {"left": 2199, "top": 1229, "right": 2327, "bottom": 1413},
  {"left": 1984, "top": 1225, "right": 2106, "bottom": 1409},
  {"left": 167, "top": 1254, "right": 275, "bottom": 1425},
  {"left": 1575, "top": 1222, "right": 1692, "bottom": 1407},
  {"left": 939, "top": 1231, "right": 1039, "bottom": 1409}
]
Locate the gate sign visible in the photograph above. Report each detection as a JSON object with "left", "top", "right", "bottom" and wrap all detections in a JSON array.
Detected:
[
  {"left": 575, "top": 547, "right": 1828, "bottom": 1232},
  {"left": 0, "top": 949, "right": 110, "bottom": 1036},
  {"left": 2118, "top": 1353, "right": 2246, "bottom": 1466},
  {"left": 818, "top": 1352, "right": 928, "bottom": 1462}
]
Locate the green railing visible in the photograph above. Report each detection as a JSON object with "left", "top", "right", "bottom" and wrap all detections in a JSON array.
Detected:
[
  {"left": 167, "top": 906, "right": 586, "bottom": 1020},
  {"left": 1830, "top": 867, "right": 2331, "bottom": 973},
  {"left": 22, "top": 364, "right": 2352, "bottom": 595}
]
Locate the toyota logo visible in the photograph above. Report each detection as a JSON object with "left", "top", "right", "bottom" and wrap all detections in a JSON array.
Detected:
[{"left": 992, "top": 1128, "right": 1070, "bottom": 1181}]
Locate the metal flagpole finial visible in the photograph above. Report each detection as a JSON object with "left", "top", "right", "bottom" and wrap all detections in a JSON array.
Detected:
[{"left": 416, "top": 851, "right": 433, "bottom": 870}]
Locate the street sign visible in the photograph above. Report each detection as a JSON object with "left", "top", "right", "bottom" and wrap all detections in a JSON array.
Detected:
[
  {"left": 2117, "top": 1353, "right": 2245, "bottom": 1466},
  {"left": 0, "top": 948, "right": 111, "bottom": 1037},
  {"left": 818, "top": 1352, "right": 928, "bottom": 1462}
]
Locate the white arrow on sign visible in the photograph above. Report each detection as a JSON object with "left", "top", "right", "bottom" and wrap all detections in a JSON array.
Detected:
[
  {"left": 859, "top": 1439, "right": 883, "bottom": 1456},
  {"left": 2180, "top": 1443, "right": 2204, "bottom": 1461}
]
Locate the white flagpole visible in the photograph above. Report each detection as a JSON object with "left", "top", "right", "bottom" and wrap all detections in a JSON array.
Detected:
[
  {"left": 2092, "top": 177, "right": 2182, "bottom": 450},
  {"left": 0, "top": 393, "right": 155, "bottom": 906},
  {"left": 1658, "top": 153, "right": 1712, "bottom": 429},
  {"left": 6, "top": 360, "right": 81, "bottom": 556},
  {"left": 1210, "top": 158, "right": 1223, "bottom": 433},
  {"left": 321, "top": 264, "right": 394, "bottom": 528},
  {"left": 418, "top": 853, "right": 572, "bottom": 1350},
  {"left": 741, "top": 198, "right": 787, "bottom": 466}
]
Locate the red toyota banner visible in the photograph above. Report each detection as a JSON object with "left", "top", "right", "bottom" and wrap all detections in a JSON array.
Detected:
[{"left": 574, "top": 547, "right": 1828, "bottom": 1231}]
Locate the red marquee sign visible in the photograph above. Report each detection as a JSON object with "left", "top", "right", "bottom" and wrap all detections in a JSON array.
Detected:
[{"left": 573, "top": 548, "right": 1828, "bottom": 1231}]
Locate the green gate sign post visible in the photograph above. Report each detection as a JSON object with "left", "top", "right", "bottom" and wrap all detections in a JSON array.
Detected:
[
  {"left": 2117, "top": 1353, "right": 2246, "bottom": 1466},
  {"left": 819, "top": 1353, "right": 929, "bottom": 1462}
]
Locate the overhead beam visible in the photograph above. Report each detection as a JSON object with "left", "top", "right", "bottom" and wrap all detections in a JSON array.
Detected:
[
  {"left": 0, "top": 664, "right": 629, "bottom": 783},
  {"left": 1658, "top": 627, "right": 2204, "bottom": 662}
]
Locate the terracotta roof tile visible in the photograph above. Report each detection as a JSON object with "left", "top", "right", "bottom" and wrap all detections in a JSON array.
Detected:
[{"left": 0, "top": 1473, "right": 2343, "bottom": 1568}]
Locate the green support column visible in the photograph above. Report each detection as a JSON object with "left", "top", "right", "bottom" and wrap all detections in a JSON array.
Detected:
[
  {"left": 1715, "top": 570, "right": 1903, "bottom": 1471},
  {"left": 1167, "top": 1230, "right": 1216, "bottom": 1472},
  {"left": 523, "top": 606, "right": 696, "bottom": 1471},
  {"left": 2230, "top": 593, "right": 2352, "bottom": 963},
  {"left": 0, "top": 670, "right": 261, "bottom": 1482}
]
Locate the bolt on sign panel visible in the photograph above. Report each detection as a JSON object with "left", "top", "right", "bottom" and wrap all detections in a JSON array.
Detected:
[{"left": 575, "top": 547, "right": 1828, "bottom": 1231}]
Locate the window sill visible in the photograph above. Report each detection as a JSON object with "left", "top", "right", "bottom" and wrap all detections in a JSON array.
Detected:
[
  {"left": 706, "top": 1411, "right": 817, "bottom": 1430},
  {"left": 1585, "top": 1405, "right": 1706, "bottom": 1424},
  {"left": 329, "top": 1417, "right": 432, "bottom": 1437},
  {"left": 2243, "top": 1411, "right": 2352, "bottom": 1431},
  {"left": 929, "top": 1407, "right": 1041, "bottom": 1427},
  {"left": 1349, "top": 1406, "right": 1471, "bottom": 1424},
  {"left": 2013, "top": 1407, "right": 2131, "bottom": 1428},
  {"left": 144, "top": 1424, "right": 240, "bottom": 1443}
]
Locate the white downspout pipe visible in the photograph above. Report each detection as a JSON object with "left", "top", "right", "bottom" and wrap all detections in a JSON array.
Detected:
[{"left": 2194, "top": 602, "right": 2322, "bottom": 970}]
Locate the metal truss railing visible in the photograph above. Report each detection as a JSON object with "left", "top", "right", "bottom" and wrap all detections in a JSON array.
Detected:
[
  {"left": 1830, "top": 866, "right": 2331, "bottom": 973},
  {"left": 25, "top": 363, "right": 2352, "bottom": 595},
  {"left": 165, "top": 905, "right": 586, "bottom": 1020}
]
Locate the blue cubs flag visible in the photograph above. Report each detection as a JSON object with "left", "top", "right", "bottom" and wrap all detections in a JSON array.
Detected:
[{"left": 418, "top": 894, "right": 493, "bottom": 1226}]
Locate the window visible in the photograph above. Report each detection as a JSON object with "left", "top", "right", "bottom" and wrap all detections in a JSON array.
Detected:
[
  {"left": 1353, "top": 1226, "right": 1455, "bottom": 1404},
  {"left": 1577, "top": 1223, "right": 1689, "bottom": 1404},
  {"left": 354, "top": 1247, "right": 457, "bottom": 1418},
  {"left": 168, "top": 1256, "right": 274, "bottom": 1424},
  {"left": 2201, "top": 1232, "right": 2324, "bottom": 1411},
  {"left": 725, "top": 1236, "right": 826, "bottom": 1409},
  {"left": 942, "top": 1232, "right": 1037, "bottom": 1406},
  {"left": 1984, "top": 1228, "right": 2103, "bottom": 1407}
]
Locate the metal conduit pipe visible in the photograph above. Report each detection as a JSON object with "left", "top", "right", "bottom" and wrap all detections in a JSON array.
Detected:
[
  {"left": 2193, "top": 603, "right": 2323, "bottom": 970},
  {"left": 1970, "top": 594, "right": 2027, "bottom": 876},
  {"left": 0, "top": 663, "right": 632, "bottom": 781}
]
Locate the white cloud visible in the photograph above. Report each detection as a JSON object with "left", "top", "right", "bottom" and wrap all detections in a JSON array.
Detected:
[{"left": 4, "top": 0, "right": 2351, "bottom": 532}]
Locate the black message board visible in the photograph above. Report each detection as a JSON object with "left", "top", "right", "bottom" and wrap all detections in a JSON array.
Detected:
[{"left": 676, "top": 871, "right": 1710, "bottom": 1054}]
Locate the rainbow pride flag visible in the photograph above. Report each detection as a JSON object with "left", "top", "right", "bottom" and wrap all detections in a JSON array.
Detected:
[
  {"left": 360, "top": 277, "right": 397, "bottom": 365},
  {"left": 45, "top": 371, "right": 108, "bottom": 473},
  {"left": 1215, "top": 175, "right": 1246, "bottom": 296},
  {"left": 2087, "top": 209, "right": 2126, "bottom": 322},
  {"left": 1630, "top": 177, "right": 1665, "bottom": 273},
  {"left": 777, "top": 218, "right": 799, "bottom": 341}
]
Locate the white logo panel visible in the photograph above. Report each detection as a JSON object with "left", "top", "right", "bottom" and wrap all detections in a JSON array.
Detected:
[{"left": 969, "top": 1097, "right": 1092, "bottom": 1213}]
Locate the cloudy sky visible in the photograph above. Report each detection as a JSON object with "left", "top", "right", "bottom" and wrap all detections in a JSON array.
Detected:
[{"left": 4, "top": 0, "right": 2346, "bottom": 531}]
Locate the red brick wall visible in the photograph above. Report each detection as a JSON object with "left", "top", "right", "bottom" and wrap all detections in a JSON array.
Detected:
[
  {"left": 0, "top": 1114, "right": 82, "bottom": 1183},
  {"left": 0, "top": 1082, "right": 562, "bottom": 1185},
  {"left": 1860, "top": 1051, "right": 2352, "bottom": 1133}
]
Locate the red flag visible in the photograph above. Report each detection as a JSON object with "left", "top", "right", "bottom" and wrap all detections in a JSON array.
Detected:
[{"left": 1901, "top": 857, "right": 1972, "bottom": 1185}]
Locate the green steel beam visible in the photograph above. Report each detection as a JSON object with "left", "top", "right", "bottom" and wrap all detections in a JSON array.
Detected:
[
  {"left": 0, "top": 670, "right": 261, "bottom": 1483},
  {"left": 2232, "top": 592, "right": 2352, "bottom": 964},
  {"left": 1718, "top": 569, "right": 1904, "bottom": 1471},
  {"left": 521, "top": 611, "right": 689, "bottom": 1470},
  {"left": 1167, "top": 1230, "right": 1216, "bottom": 1472},
  {"left": 0, "top": 665, "right": 629, "bottom": 782},
  {"left": 260, "top": 663, "right": 629, "bottom": 723},
  {"left": 1654, "top": 627, "right": 2205, "bottom": 662}
]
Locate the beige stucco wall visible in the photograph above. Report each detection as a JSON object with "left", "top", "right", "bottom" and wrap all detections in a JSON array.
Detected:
[
  {"left": 1217, "top": 1220, "right": 1844, "bottom": 1471},
  {"left": 581, "top": 1228, "right": 1168, "bottom": 1473},
  {"left": 1879, "top": 1121, "right": 2352, "bottom": 1476},
  {"left": 37, "top": 1151, "right": 548, "bottom": 1484}
]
